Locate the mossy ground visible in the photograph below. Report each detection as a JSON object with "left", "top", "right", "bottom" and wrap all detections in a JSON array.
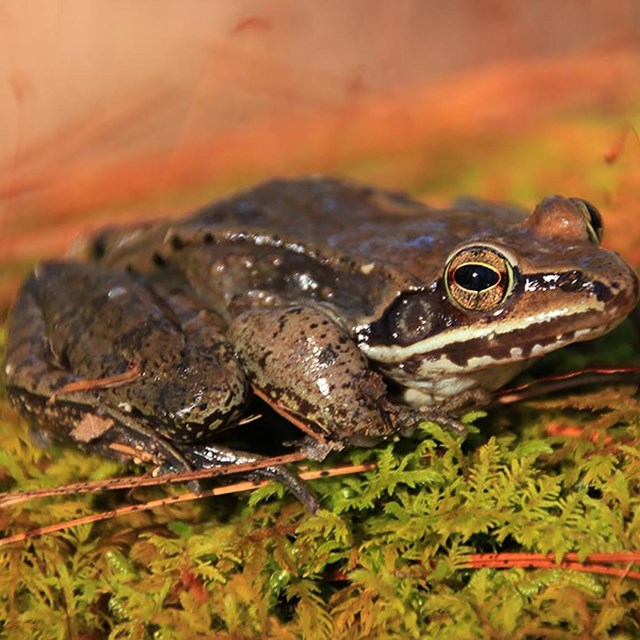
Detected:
[
  {"left": 2, "top": 333, "right": 640, "bottom": 639},
  {"left": 2, "top": 103, "right": 640, "bottom": 638}
]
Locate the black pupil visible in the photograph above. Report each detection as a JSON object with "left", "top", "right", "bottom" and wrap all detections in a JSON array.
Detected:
[
  {"left": 453, "top": 264, "right": 499, "bottom": 291},
  {"left": 577, "top": 198, "right": 603, "bottom": 236}
]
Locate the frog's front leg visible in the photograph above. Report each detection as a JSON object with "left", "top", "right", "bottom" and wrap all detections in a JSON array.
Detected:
[{"left": 229, "top": 305, "right": 413, "bottom": 456}]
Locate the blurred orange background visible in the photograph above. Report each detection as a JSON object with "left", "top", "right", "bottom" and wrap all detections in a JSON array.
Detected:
[{"left": 2, "top": 1, "right": 640, "bottom": 312}]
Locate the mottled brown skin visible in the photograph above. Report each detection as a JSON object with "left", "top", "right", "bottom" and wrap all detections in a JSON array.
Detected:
[
  {"left": 3, "top": 177, "right": 639, "bottom": 508},
  {"left": 229, "top": 306, "right": 395, "bottom": 445},
  {"left": 6, "top": 262, "right": 248, "bottom": 430}
]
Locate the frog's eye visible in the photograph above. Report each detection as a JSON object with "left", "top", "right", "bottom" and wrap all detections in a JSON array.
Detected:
[
  {"left": 572, "top": 198, "right": 603, "bottom": 245},
  {"left": 444, "top": 246, "right": 514, "bottom": 311}
]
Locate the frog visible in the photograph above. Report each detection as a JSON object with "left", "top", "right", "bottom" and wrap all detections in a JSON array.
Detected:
[{"left": 3, "top": 177, "right": 639, "bottom": 511}]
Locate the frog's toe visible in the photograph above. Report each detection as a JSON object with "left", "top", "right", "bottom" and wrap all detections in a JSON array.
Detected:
[
  {"left": 287, "top": 436, "right": 343, "bottom": 462},
  {"left": 394, "top": 405, "right": 469, "bottom": 437},
  {"left": 185, "top": 443, "right": 319, "bottom": 513},
  {"left": 251, "top": 465, "right": 320, "bottom": 514},
  {"left": 429, "top": 413, "right": 468, "bottom": 436}
]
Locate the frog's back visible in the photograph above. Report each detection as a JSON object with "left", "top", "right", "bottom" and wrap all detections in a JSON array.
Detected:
[
  {"left": 81, "top": 176, "right": 527, "bottom": 285},
  {"left": 190, "top": 176, "right": 528, "bottom": 279}
]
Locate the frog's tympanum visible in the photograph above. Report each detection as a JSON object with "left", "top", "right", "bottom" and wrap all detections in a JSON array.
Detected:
[{"left": 4, "top": 177, "right": 639, "bottom": 510}]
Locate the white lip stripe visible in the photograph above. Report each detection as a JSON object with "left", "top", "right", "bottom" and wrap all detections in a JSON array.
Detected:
[{"left": 360, "top": 300, "right": 605, "bottom": 363}]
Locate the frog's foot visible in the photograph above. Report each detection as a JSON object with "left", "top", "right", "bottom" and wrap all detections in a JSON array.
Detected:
[
  {"left": 420, "top": 411, "right": 468, "bottom": 436},
  {"left": 182, "top": 443, "right": 320, "bottom": 513},
  {"left": 391, "top": 404, "right": 468, "bottom": 438},
  {"left": 290, "top": 436, "right": 344, "bottom": 462},
  {"left": 388, "top": 386, "right": 492, "bottom": 438}
]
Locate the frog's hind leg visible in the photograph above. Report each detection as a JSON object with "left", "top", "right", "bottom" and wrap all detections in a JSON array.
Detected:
[
  {"left": 4, "top": 266, "right": 317, "bottom": 509},
  {"left": 3, "top": 267, "right": 199, "bottom": 474}
]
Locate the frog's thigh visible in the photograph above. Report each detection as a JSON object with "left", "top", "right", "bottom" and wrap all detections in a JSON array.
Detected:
[
  {"left": 4, "top": 271, "right": 76, "bottom": 398},
  {"left": 3, "top": 271, "right": 191, "bottom": 468},
  {"left": 229, "top": 306, "right": 394, "bottom": 444},
  {"left": 121, "top": 308, "right": 250, "bottom": 443}
]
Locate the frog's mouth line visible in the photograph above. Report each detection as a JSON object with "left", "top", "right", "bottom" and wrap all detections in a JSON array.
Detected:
[
  {"left": 379, "top": 316, "right": 622, "bottom": 383},
  {"left": 360, "top": 298, "right": 621, "bottom": 369}
]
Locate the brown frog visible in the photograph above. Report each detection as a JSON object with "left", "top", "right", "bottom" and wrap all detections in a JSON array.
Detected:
[{"left": 4, "top": 177, "right": 639, "bottom": 510}]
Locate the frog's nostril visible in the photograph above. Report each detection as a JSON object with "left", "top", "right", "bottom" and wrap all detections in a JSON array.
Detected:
[
  {"left": 92, "top": 236, "right": 107, "bottom": 259},
  {"left": 152, "top": 252, "right": 167, "bottom": 267}
]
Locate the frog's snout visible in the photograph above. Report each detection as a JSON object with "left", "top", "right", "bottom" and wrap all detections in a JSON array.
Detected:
[{"left": 599, "top": 260, "right": 640, "bottom": 326}]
